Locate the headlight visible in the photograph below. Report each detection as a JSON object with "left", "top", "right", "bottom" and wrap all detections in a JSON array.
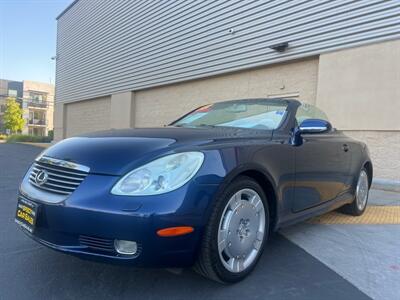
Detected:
[{"left": 111, "top": 152, "right": 204, "bottom": 196}]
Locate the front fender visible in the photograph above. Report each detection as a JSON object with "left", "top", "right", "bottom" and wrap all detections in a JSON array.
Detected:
[{"left": 196, "top": 147, "right": 283, "bottom": 231}]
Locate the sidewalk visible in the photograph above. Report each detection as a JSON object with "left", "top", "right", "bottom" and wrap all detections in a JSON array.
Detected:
[
  {"left": 281, "top": 189, "right": 400, "bottom": 300},
  {"left": 19, "top": 142, "right": 51, "bottom": 148}
]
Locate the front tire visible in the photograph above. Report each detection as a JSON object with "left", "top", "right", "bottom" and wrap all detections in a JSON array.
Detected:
[
  {"left": 195, "top": 176, "right": 269, "bottom": 283},
  {"left": 341, "top": 168, "right": 370, "bottom": 216}
]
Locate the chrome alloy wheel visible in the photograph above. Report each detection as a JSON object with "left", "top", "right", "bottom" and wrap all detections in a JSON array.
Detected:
[
  {"left": 217, "top": 188, "right": 266, "bottom": 273},
  {"left": 356, "top": 170, "right": 369, "bottom": 211}
]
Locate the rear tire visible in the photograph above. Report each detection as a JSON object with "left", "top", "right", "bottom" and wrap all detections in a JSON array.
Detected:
[
  {"left": 341, "top": 168, "right": 369, "bottom": 216},
  {"left": 194, "top": 176, "right": 269, "bottom": 283}
]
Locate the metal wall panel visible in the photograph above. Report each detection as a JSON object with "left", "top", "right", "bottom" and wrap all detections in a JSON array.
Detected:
[{"left": 56, "top": 0, "right": 400, "bottom": 103}]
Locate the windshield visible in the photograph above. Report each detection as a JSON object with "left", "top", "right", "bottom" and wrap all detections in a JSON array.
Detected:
[{"left": 173, "top": 100, "right": 288, "bottom": 130}]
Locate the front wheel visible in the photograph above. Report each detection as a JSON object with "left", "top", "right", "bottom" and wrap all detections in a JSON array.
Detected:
[
  {"left": 195, "top": 176, "right": 269, "bottom": 283},
  {"left": 341, "top": 168, "right": 370, "bottom": 216}
]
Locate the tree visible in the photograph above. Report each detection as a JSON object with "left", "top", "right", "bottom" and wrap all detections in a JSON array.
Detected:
[{"left": 3, "top": 97, "right": 25, "bottom": 134}]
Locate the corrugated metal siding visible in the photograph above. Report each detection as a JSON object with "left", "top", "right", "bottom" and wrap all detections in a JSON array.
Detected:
[{"left": 56, "top": 0, "right": 400, "bottom": 103}]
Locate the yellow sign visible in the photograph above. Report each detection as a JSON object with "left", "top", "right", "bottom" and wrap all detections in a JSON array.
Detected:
[{"left": 17, "top": 208, "right": 34, "bottom": 225}]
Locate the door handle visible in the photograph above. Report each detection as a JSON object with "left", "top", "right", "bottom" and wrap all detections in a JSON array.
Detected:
[{"left": 342, "top": 144, "right": 349, "bottom": 152}]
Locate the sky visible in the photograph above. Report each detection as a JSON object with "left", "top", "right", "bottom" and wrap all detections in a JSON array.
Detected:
[{"left": 0, "top": 0, "right": 72, "bottom": 84}]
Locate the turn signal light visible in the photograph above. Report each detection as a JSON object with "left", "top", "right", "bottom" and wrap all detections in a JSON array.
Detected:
[{"left": 157, "top": 226, "right": 194, "bottom": 237}]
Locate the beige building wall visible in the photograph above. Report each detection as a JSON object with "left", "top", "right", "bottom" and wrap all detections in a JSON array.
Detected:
[
  {"left": 344, "top": 131, "right": 400, "bottom": 181},
  {"left": 316, "top": 40, "right": 400, "bottom": 180},
  {"left": 316, "top": 40, "right": 400, "bottom": 131},
  {"left": 134, "top": 58, "right": 318, "bottom": 127},
  {"left": 65, "top": 96, "right": 111, "bottom": 137},
  {"left": 110, "top": 92, "right": 135, "bottom": 129}
]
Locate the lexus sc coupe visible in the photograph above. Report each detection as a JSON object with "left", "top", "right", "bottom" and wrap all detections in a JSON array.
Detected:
[{"left": 16, "top": 99, "right": 372, "bottom": 283}]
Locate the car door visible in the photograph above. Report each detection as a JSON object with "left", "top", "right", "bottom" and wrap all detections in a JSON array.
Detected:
[{"left": 292, "top": 103, "right": 351, "bottom": 212}]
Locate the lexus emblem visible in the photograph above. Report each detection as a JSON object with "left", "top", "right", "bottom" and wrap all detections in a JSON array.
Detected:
[{"left": 35, "top": 170, "right": 48, "bottom": 186}]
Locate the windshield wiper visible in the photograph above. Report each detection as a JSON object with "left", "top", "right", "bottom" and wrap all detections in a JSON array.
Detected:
[
  {"left": 172, "top": 123, "right": 220, "bottom": 129},
  {"left": 195, "top": 124, "right": 217, "bottom": 128}
]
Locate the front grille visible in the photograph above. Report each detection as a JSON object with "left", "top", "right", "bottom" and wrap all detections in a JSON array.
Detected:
[
  {"left": 29, "top": 160, "right": 88, "bottom": 195},
  {"left": 79, "top": 235, "right": 115, "bottom": 253}
]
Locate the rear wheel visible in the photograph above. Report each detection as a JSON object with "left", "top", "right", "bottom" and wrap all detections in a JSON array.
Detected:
[
  {"left": 195, "top": 176, "right": 269, "bottom": 283},
  {"left": 341, "top": 168, "right": 369, "bottom": 216}
]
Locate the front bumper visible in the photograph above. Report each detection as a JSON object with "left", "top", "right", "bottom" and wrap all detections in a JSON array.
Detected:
[{"left": 17, "top": 171, "right": 221, "bottom": 267}]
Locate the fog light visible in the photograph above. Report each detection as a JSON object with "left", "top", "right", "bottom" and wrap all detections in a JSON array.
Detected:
[{"left": 114, "top": 239, "right": 137, "bottom": 255}]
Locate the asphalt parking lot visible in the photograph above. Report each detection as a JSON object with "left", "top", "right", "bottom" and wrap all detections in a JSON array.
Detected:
[{"left": 1, "top": 143, "right": 398, "bottom": 300}]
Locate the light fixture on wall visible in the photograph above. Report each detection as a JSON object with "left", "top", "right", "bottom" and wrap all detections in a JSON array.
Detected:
[{"left": 269, "top": 42, "right": 289, "bottom": 52}]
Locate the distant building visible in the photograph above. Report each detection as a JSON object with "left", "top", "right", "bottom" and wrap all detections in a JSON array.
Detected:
[{"left": 0, "top": 79, "right": 54, "bottom": 136}]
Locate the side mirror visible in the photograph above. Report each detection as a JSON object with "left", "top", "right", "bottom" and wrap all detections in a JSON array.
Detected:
[{"left": 298, "top": 119, "right": 332, "bottom": 134}]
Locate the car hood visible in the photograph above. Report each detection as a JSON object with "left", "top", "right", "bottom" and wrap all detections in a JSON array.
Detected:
[{"left": 42, "top": 127, "right": 272, "bottom": 175}]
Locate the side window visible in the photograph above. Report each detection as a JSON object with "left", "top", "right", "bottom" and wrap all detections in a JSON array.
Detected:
[
  {"left": 295, "top": 103, "right": 329, "bottom": 125},
  {"left": 8, "top": 89, "right": 18, "bottom": 97}
]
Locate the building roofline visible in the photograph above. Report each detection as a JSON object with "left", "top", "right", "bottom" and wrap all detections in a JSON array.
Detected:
[{"left": 56, "top": 0, "right": 80, "bottom": 20}]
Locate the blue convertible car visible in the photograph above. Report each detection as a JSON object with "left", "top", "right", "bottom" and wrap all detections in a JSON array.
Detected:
[{"left": 16, "top": 99, "right": 372, "bottom": 283}]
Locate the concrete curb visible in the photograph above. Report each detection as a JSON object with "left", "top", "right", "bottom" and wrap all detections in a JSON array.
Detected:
[
  {"left": 372, "top": 178, "right": 400, "bottom": 193},
  {"left": 18, "top": 142, "right": 52, "bottom": 148}
]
